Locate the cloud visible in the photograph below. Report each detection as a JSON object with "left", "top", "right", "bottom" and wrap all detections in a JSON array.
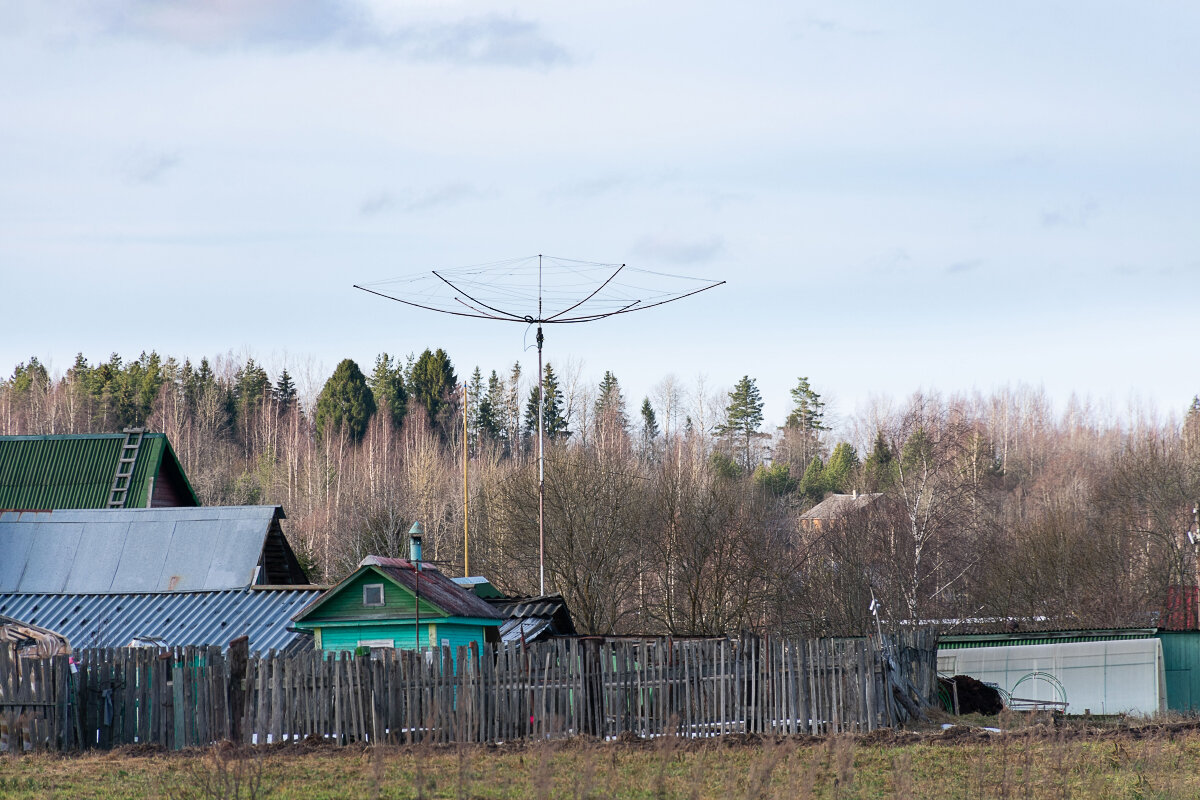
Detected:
[
  {"left": 1041, "top": 199, "right": 1099, "bottom": 228},
  {"left": 946, "top": 258, "right": 983, "bottom": 275},
  {"left": 359, "top": 183, "right": 481, "bottom": 217},
  {"left": 119, "top": 147, "right": 181, "bottom": 184},
  {"left": 632, "top": 235, "right": 725, "bottom": 265},
  {"left": 89, "top": 1, "right": 570, "bottom": 68}
]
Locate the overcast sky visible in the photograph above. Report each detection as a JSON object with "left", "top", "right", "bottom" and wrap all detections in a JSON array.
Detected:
[{"left": 2, "top": 1, "right": 1197, "bottom": 430}]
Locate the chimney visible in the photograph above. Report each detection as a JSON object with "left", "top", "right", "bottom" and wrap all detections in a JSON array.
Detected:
[{"left": 409, "top": 520, "right": 424, "bottom": 567}]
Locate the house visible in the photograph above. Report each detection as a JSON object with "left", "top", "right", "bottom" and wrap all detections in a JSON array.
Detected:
[
  {"left": 0, "top": 505, "right": 320, "bottom": 653},
  {"left": 0, "top": 430, "right": 199, "bottom": 510},
  {"left": 798, "top": 491, "right": 885, "bottom": 532},
  {"left": 292, "top": 523, "right": 503, "bottom": 654}
]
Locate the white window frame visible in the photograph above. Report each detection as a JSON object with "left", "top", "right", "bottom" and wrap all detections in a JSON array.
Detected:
[{"left": 363, "top": 583, "right": 385, "bottom": 607}]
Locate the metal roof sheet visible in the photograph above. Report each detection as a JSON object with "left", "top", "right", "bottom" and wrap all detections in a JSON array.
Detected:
[
  {"left": 0, "top": 589, "right": 321, "bottom": 653},
  {"left": 296, "top": 556, "right": 503, "bottom": 623},
  {"left": 0, "top": 506, "right": 283, "bottom": 593},
  {"left": 500, "top": 617, "right": 552, "bottom": 643},
  {"left": 0, "top": 433, "right": 198, "bottom": 510}
]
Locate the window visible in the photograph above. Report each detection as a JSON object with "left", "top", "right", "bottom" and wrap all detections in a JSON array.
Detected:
[{"left": 363, "top": 583, "right": 384, "bottom": 607}]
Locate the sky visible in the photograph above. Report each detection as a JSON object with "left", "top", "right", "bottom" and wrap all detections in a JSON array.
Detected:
[{"left": 2, "top": 1, "right": 1197, "bottom": 431}]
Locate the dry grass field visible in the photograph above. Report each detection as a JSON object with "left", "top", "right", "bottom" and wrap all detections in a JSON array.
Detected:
[{"left": 4, "top": 716, "right": 1200, "bottom": 799}]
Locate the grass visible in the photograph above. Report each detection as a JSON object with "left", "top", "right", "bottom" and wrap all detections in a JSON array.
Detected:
[{"left": 5, "top": 718, "right": 1200, "bottom": 799}]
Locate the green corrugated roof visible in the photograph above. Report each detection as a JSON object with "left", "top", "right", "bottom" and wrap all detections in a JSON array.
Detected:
[{"left": 0, "top": 433, "right": 198, "bottom": 509}]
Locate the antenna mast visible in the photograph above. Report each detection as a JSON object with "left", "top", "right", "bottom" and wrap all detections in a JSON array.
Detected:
[{"left": 356, "top": 255, "right": 724, "bottom": 598}]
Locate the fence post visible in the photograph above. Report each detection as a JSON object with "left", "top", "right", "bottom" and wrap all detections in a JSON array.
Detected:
[{"left": 227, "top": 636, "right": 249, "bottom": 744}]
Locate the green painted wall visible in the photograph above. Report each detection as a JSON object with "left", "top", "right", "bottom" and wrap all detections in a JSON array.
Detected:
[
  {"left": 1157, "top": 632, "right": 1200, "bottom": 712},
  {"left": 301, "top": 570, "right": 447, "bottom": 623},
  {"left": 313, "top": 620, "right": 491, "bottom": 659}
]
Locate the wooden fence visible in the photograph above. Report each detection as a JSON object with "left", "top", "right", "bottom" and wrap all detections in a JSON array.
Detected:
[{"left": 0, "top": 632, "right": 937, "bottom": 752}]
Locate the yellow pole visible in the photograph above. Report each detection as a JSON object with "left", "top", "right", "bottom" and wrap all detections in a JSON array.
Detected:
[{"left": 463, "top": 382, "right": 469, "bottom": 578}]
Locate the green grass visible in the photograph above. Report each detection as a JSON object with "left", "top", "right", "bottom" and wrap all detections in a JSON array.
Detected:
[{"left": 5, "top": 720, "right": 1200, "bottom": 799}]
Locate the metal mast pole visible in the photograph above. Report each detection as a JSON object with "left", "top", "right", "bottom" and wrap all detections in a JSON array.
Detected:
[
  {"left": 537, "top": 255, "right": 545, "bottom": 596},
  {"left": 463, "top": 382, "right": 469, "bottom": 578}
]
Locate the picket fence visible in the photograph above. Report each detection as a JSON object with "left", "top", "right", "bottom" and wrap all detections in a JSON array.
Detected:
[{"left": 0, "top": 631, "right": 937, "bottom": 752}]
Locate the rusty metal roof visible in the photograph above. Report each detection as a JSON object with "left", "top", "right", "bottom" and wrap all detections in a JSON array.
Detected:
[
  {"left": 0, "top": 433, "right": 199, "bottom": 510},
  {"left": 0, "top": 588, "right": 321, "bottom": 653},
  {"left": 0, "top": 506, "right": 285, "bottom": 593},
  {"left": 295, "top": 556, "right": 503, "bottom": 623}
]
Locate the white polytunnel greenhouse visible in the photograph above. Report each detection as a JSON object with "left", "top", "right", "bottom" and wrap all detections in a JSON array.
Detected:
[{"left": 938, "top": 630, "right": 1166, "bottom": 716}]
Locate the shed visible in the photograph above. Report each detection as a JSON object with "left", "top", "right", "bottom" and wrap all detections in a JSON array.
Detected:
[
  {"left": 488, "top": 594, "right": 578, "bottom": 643},
  {"left": 0, "top": 505, "right": 318, "bottom": 653},
  {"left": 938, "top": 629, "right": 1166, "bottom": 715},
  {"left": 292, "top": 556, "right": 503, "bottom": 654},
  {"left": 0, "top": 431, "right": 199, "bottom": 510}
]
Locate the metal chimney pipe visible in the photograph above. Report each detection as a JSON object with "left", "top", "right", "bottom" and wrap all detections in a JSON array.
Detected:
[{"left": 409, "top": 520, "right": 424, "bottom": 567}]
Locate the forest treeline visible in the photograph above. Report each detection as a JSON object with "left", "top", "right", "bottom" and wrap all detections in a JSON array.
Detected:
[{"left": 4, "top": 351, "right": 1200, "bottom": 637}]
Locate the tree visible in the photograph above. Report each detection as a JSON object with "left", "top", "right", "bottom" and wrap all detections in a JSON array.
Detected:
[
  {"left": 476, "top": 370, "right": 505, "bottom": 447},
  {"left": 315, "top": 359, "right": 376, "bottom": 442},
  {"left": 861, "top": 430, "right": 896, "bottom": 491},
  {"left": 593, "top": 370, "right": 629, "bottom": 451},
  {"left": 715, "top": 376, "right": 766, "bottom": 473},
  {"left": 273, "top": 368, "right": 297, "bottom": 408},
  {"left": 785, "top": 376, "right": 827, "bottom": 431},
  {"left": 524, "top": 363, "right": 569, "bottom": 442},
  {"left": 754, "top": 462, "right": 796, "bottom": 496},
  {"left": 409, "top": 348, "right": 457, "bottom": 429},
  {"left": 799, "top": 456, "right": 826, "bottom": 502},
  {"left": 823, "top": 442, "right": 859, "bottom": 493},
  {"left": 368, "top": 353, "right": 408, "bottom": 430},
  {"left": 639, "top": 397, "right": 659, "bottom": 449}
]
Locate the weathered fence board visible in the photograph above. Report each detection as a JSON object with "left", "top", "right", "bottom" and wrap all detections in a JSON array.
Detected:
[{"left": 0, "top": 631, "right": 935, "bottom": 752}]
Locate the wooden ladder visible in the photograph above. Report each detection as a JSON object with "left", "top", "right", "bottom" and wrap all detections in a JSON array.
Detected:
[{"left": 106, "top": 427, "right": 145, "bottom": 508}]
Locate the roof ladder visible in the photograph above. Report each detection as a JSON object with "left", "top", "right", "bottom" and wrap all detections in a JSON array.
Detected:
[{"left": 107, "top": 427, "right": 145, "bottom": 508}]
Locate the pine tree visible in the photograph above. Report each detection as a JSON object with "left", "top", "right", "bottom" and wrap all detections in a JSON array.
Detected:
[
  {"left": 785, "top": 376, "right": 827, "bottom": 431},
  {"left": 524, "top": 363, "right": 569, "bottom": 442},
  {"left": 315, "top": 359, "right": 376, "bottom": 442},
  {"left": 715, "top": 375, "right": 766, "bottom": 472},
  {"left": 368, "top": 353, "right": 408, "bottom": 429}
]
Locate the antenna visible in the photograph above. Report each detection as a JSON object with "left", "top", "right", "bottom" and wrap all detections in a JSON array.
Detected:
[{"left": 356, "top": 254, "right": 725, "bottom": 595}]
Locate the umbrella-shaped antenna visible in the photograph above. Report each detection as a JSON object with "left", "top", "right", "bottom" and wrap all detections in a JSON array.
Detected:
[{"left": 356, "top": 255, "right": 725, "bottom": 594}]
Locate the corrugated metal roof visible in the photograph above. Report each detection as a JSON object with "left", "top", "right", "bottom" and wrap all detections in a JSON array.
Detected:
[
  {"left": 0, "top": 589, "right": 322, "bottom": 653},
  {"left": 296, "top": 557, "right": 503, "bottom": 623},
  {"left": 940, "top": 629, "right": 1155, "bottom": 649},
  {"left": 0, "top": 433, "right": 199, "bottom": 509},
  {"left": 0, "top": 506, "right": 283, "bottom": 593},
  {"left": 500, "top": 617, "right": 552, "bottom": 643}
]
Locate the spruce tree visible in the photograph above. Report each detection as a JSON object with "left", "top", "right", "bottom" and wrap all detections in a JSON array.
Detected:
[
  {"left": 368, "top": 353, "right": 408, "bottom": 429},
  {"left": 862, "top": 430, "right": 896, "bottom": 491},
  {"left": 315, "top": 358, "right": 376, "bottom": 442},
  {"left": 524, "top": 363, "right": 569, "bottom": 442},
  {"left": 410, "top": 348, "right": 457, "bottom": 427},
  {"left": 800, "top": 455, "right": 826, "bottom": 502},
  {"left": 639, "top": 397, "right": 659, "bottom": 445},
  {"left": 273, "top": 368, "right": 297, "bottom": 408},
  {"left": 823, "top": 442, "right": 859, "bottom": 493}
]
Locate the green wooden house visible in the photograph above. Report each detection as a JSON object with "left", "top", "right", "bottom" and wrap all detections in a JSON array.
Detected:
[{"left": 291, "top": 544, "right": 502, "bottom": 654}]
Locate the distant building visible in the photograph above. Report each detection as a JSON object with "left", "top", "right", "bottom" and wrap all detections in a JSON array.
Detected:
[
  {"left": 293, "top": 526, "right": 503, "bottom": 654},
  {"left": 0, "top": 505, "right": 319, "bottom": 653},
  {"left": 0, "top": 430, "right": 199, "bottom": 510},
  {"left": 798, "top": 491, "right": 886, "bottom": 532}
]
